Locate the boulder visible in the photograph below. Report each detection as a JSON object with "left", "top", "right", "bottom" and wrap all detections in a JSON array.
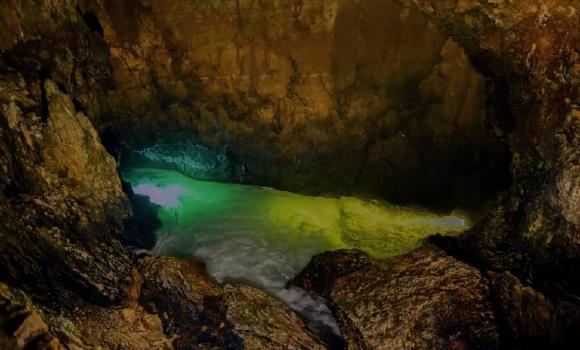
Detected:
[
  {"left": 0, "top": 283, "right": 64, "bottom": 350},
  {"left": 296, "top": 247, "right": 499, "bottom": 350},
  {"left": 137, "top": 256, "right": 232, "bottom": 347},
  {"left": 138, "top": 256, "right": 328, "bottom": 349},
  {"left": 224, "top": 284, "right": 327, "bottom": 350},
  {"left": 291, "top": 249, "right": 373, "bottom": 298},
  {"left": 489, "top": 272, "right": 580, "bottom": 349}
]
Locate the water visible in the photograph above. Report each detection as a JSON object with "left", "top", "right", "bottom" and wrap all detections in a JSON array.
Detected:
[{"left": 123, "top": 168, "right": 469, "bottom": 341}]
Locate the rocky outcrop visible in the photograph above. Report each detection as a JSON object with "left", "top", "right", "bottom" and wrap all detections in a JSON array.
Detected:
[
  {"left": 0, "top": 283, "right": 63, "bottom": 350},
  {"left": 0, "top": 0, "right": 133, "bottom": 306},
  {"left": 224, "top": 284, "right": 327, "bottom": 350},
  {"left": 137, "top": 256, "right": 241, "bottom": 349},
  {"left": 395, "top": 0, "right": 580, "bottom": 297},
  {"left": 489, "top": 271, "right": 580, "bottom": 349},
  {"left": 137, "top": 256, "right": 327, "bottom": 349},
  {"left": 295, "top": 247, "right": 499, "bottom": 350},
  {"left": 0, "top": 77, "right": 132, "bottom": 305}
]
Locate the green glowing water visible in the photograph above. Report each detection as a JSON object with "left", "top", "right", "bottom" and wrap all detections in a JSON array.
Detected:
[
  {"left": 123, "top": 167, "right": 469, "bottom": 336},
  {"left": 124, "top": 166, "right": 467, "bottom": 265}
]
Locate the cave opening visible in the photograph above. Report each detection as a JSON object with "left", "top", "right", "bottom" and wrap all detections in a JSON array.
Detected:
[
  {"left": 1, "top": 0, "right": 579, "bottom": 348},
  {"left": 101, "top": 1, "right": 515, "bottom": 346},
  {"left": 113, "top": 63, "right": 512, "bottom": 343}
]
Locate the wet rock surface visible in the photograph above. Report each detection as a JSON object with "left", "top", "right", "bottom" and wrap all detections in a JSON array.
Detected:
[
  {"left": 291, "top": 249, "right": 373, "bottom": 298},
  {"left": 296, "top": 247, "right": 499, "bottom": 350},
  {"left": 489, "top": 271, "right": 580, "bottom": 350},
  {"left": 3, "top": 255, "right": 330, "bottom": 350},
  {"left": 0, "top": 78, "right": 132, "bottom": 305},
  {"left": 136, "top": 256, "right": 327, "bottom": 349},
  {"left": 224, "top": 284, "right": 327, "bottom": 350},
  {"left": 137, "top": 256, "right": 241, "bottom": 349}
]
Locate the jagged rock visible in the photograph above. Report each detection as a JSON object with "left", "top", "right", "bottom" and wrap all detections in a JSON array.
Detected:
[
  {"left": 0, "top": 78, "right": 132, "bottom": 305},
  {"left": 489, "top": 272, "right": 580, "bottom": 349},
  {"left": 138, "top": 256, "right": 242, "bottom": 349},
  {"left": 224, "top": 284, "right": 327, "bottom": 350},
  {"left": 53, "top": 302, "right": 173, "bottom": 350},
  {"left": 0, "top": 283, "right": 64, "bottom": 350},
  {"left": 291, "top": 249, "right": 373, "bottom": 298},
  {"left": 296, "top": 247, "right": 499, "bottom": 350},
  {"left": 138, "top": 257, "right": 223, "bottom": 332}
]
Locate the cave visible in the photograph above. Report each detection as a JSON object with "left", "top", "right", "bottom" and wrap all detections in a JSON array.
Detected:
[{"left": 0, "top": 1, "right": 578, "bottom": 350}]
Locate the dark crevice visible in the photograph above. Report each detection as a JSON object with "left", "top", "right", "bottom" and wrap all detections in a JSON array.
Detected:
[
  {"left": 76, "top": 7, "right": 104, "bottom": 36},
  {"left": 99, "top": 127, "right": 122, "bottom": 159},
  {"left": 55, "top": 80, "right": 68, "bottom": 94},
  {"left": 3, "top": 183, "right": 20, "bottom": 199},
  {"left": 38, "top": 67, "right": 52, "bottom": 123},
  {"left": 119, "top": 180, "right": 160, "bottom": 250},
  {"left": 71, "top": 97, "right": 87, "bottom": 116},
  {"left": 2, "top": 310, "right": 29, "bottom": 334},
  {"left": 485, "top": 77, "right": 516, "bottom": 141}
]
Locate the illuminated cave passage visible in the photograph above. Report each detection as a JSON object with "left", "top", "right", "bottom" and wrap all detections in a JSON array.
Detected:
[
  {"left": 1, "top": 0, "right": 578, "bottom": 349},
  {"left": 123, "top": 167, "right": 469, "bottom": 340}
]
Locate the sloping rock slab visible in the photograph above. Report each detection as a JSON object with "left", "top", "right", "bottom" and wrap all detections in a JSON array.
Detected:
[
  {"left": 297, "top": 247, "right": 499, "bottom": 350},
  {"left": 224, "top": 284, "right": 327, "bottom": 350},
  {"left": 291, "top": 249, "right": 373, "bottom": 298},
  {"left": 490, "top": 271, "right": 580, "bottom": 349},
  {"left": 137, "top": 256, "right": 240, "bottom": 348},
  {"left": 139, "top": 257, "right": 326, "bottom": 349}
]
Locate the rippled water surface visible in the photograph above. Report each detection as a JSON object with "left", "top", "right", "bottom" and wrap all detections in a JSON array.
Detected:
[{"left": 123, "top": 168, "right": 469, "bottom": 338}]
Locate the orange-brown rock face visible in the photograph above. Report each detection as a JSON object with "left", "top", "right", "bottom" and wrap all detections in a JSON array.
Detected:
[
  {"left": 88, "top": 0, "right": 509, "bottom": 209},
  {"left": 397, "top": 0, "right": 580, "bottom": 296},
  {"left": 294, "top": 247, "right": 500, "bottom": 350}
]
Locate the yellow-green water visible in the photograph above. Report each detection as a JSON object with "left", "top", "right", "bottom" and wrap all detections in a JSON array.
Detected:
[{"left": 123, "top": 167, "right": 469, "bottom": 335}]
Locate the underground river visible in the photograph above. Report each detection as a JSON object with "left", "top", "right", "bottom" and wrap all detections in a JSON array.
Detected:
[{"left": 123, "top": 167, "right": 470, "bottom": 340}]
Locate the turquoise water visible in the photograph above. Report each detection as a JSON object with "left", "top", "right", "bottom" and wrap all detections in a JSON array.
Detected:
[{"left": 123, "top": 167, "right": 469, "bottom": 335}]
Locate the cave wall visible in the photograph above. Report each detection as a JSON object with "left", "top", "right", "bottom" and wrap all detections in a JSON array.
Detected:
[
  {"left": 87, "top": 0, "right": 509, "bottom": 209},
  {"left": 395, "top": 0, "right": 579, "bottom": 295},
  {"left": 0, "top": 0, "right": 132, "bottom": 305},
  {"left": 0, "top": 0, "right": 578, "bottom": 348}
]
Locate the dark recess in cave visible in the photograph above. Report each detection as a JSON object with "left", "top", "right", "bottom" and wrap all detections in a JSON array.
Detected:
[
  {"left": 120, "top": 180, "right": 160, "bottom": 250},
  {"left": 76, "top": 7, "right": 104, "bottom": 36},
  {"left": 38, "top": 66, "right": 51, "bottom": 123}
]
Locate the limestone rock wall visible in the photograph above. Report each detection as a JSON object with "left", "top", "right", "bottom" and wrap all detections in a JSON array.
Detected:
[
  {"left": 397, "top": 0, "right": 580, "bottom": 296},
  {"left": 88, "top": 0, "right": 509, "bottom": 209},
  {"left": 0, "top": 1, "right": 131, "bottom": 305}
]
